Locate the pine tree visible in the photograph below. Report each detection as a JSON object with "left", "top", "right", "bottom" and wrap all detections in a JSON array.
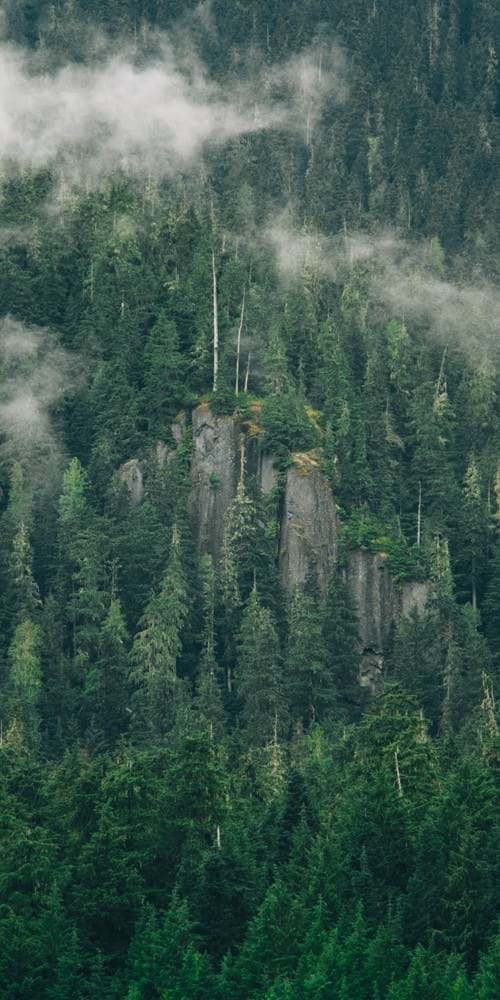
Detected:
[
  {"left": 237, "top": 584, "right": 285, "bottom": 746},
  {"left": 89, "top": 358, "right": 139, "bottom": 463},
  {"left": 474, "top": 933, "right": 500, "bottom": 999},
  {"left": 363, "top": 336, "right": 399, "bottom": 513},
  {"left": 9, "top": 520, "right": 41, "bottom": 623},
  {"left": 195, "top": 554, "right": 225, "bottom": 740},
  {"left": 5, "top": 618, "right": 43, "bottom": 746},
  {"left": 221, "top": 476, "right": 262, "bottom": 610},
  {"left": 92, "top": 595, "right": 130, "bottom": 743},
  {"left": 142, "top": 311, "right": 188, "bottom": 438},
  {"left": 227, "top": 880, "right": 306, "bottom": 998},
  {"left": 322, "top": 574, "right": 361, "bottom": 718},
  {"left": 409, "top": 370, "right": 459, "bottom": 537},
  {"left": 460, "top": 455, "right": 489, "bottom": 609},
  {"left": 0, "top": 462, "right": 36, "bottom": 643},
  {"left": 127, "top": 895, "right": 215, "bottom": 1000},
  {"left": 265, "top": 324, "right": 289, "bottom": 395},
  {"left": 286, "top": 584, "right": 333, "bottom": 729},
  {"left": 131, "top": 527, "right": 188, "bottom": 737}
]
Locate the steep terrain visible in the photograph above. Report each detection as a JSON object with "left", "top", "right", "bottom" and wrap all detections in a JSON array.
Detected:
[{"left": 0, "top": 2, "right": 498, "bottom": 997}]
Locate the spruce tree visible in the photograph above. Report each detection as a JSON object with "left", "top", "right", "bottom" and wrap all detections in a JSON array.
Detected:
[
  {"left": 237, "top": 584, "right": 285, "bottom": 746},
  {"left": 131, "top": 526, "right": 188, "bottom": 737},
  {"left": 286, "top": 584, "right": 333, "bottom": 729}
]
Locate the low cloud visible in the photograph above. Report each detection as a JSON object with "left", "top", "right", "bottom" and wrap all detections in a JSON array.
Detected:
[
  {"left": 268, "top": 223, "right": 500, "bottom": 355},
  {"left": 0, "top": 317, "right": 81, "bottom": 479},
  {"left": 0, "top": 35, "right": 348, "bottom": 183}
]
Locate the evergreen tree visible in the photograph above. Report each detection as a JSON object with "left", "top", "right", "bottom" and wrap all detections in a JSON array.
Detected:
[
  {"left": 322, "top": 574, "right": 361, "bottom": 718},
  {"left": 237, "top": 584, "right": 285, "bottom": 746},
  {"left": 142, "top": 311, "right": 188, "bottom": 438},
  {"left": 459, "top": 455, "right": 489, "bottom": 609},
  {"left": 91, "top": 595, "right": 130, "bottom": 743},
  {"left": 286, "top": 584, "right": 333, "bottom": 729},
  {"left": 195, "top": 554, "right": 225, "bottom": 740},
  {"left": 9, "top": 519, "right": 41, "bottom": 624},
  {"left": 5, "top": 618, "right": 43, "bottom": 745},
  {"left": 131, "top": 527, "right": 188, "bottom": 737}
]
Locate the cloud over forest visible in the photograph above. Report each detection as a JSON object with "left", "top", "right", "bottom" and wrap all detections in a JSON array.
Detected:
[
  {"left": 0, "top": 317, "right": 81, "bottom": 477},
  {"left": 268, "top": 223, "right": 500, "bottom": 356},
  {"left": 0, "top": 35, "right": 348, "bottom": 182}
]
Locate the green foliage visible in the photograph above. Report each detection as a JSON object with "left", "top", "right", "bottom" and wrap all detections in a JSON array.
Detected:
[
  {"left": 237, "top": 584, "right": 285, "bottom": 745},
  {"left": 261, "top": 391, "right": 320, "bottom": 459},
  {"left": 131, "top": 527, "right": 188, "bottom": 736},
  {"left": 340, "top": 507, "right": 426, "bottom": 582},
  {"left": 0, "top": 2, "right": 499, "bottom": 995}
]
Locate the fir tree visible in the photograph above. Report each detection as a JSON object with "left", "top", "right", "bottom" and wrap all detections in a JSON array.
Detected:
[
  {"left": 237, "top": 584, "right": 285, "bottom": 746},
  {"left": 131, "top": 526, "right": 188, "bottom": 737}
]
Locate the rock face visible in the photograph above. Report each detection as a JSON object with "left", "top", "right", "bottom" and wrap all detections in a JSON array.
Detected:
[
  {"left": 119, "top": 459, "right": 144, "bottom": 506},
  {"left": 190, "top": 404, "right": 240, "bottom": 561},
  {"left": 346, "top": 550, "right": 430, "bottom": 692},
  {"left": 346, "top": 551, "right": 399, "bottom": 656},
  {"left": 121, "top": 406, "right": 431, "bottom": 698},
  {"left": 279, "top": 456, "right": 338, "bottom": 592},
  {"left": 171, "top": 413, "right": 186, "bottom": 445},
  {"left": 257, "top": 452, "right": 278, "bottom": 495},
  {"left": 245, "top": 435, "right": 278, "bottom": 495},
  {"left": 156, "top": 416, "right": 187, "bottom": 467},
  {"left": 401, "top": 580, "right": 430, "bottom": 618}
]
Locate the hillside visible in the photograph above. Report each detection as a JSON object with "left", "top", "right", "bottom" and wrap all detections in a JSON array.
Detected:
[{"left": 0, "top": 2, "right": 499, "bottom": 997}]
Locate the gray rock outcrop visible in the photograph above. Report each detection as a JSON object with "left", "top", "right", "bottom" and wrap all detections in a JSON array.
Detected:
[
  {"left": 119, "top": 459, "right": 144, "bottom": 506},
  {"left": 279, "top": 455, "right": 338, "bottom": 592},
  {"left": 257, "top": 452, "right": 278, "bottom": 495},
  {"left": 245, "top": 433, "right": 278, "bottom": 495},
  {"left": 346, "top": 549, "right": 430, "bottom": 692},
  {"left": 346, "top": 550, "right": 399, "bottom": 655},
  {"left": 401, "top": 580, "right": 430, "bottom": 618},
  {"left": 121, "top": 405, "right": 432, "bottom": 699},
  {"left": 190, "top": 403, "right": 240, "bottom": 561}
]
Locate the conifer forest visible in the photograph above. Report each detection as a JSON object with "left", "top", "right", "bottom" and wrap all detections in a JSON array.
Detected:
[{"left": 0, "top": 1, "right": 500, "bottom": 997}]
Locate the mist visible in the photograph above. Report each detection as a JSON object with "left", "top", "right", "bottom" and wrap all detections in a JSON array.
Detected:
[
  {"left": 0, "top": 317, "right": 81, "bottom": 480},
  {"left": 268, "top": 223, "right": 500, "bottom": 357},
  {"left": 0, "top": 34, "right": 347, "bottom": 183}
]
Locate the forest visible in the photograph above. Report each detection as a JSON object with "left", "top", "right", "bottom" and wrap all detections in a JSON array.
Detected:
[{"left": 0, "top": 1, "right": 499, "bottom": 997}]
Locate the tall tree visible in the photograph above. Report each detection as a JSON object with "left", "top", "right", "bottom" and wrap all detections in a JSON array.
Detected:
[
  {"left": 131, "top": 527, "right": 188, "bottom": 737},
  {"left": 237, "top": 584, "right": 285, "bottom": 746},
  {"left": 286, "top": 584, "right": 333, "bottom": 729}
]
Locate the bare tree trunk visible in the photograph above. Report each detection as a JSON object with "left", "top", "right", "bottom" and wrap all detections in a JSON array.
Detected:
[
  {"left": 417, "top": 481, "right": 422, "bottom": 546},
  {"left": 235, "top": 287, "right": 246, "bottom": 395},
  {"left": 306, "top": 107, "right": 312, "bottom": 146},
  {"left": 394, "top": 749, "right": 403, "bottom": 796},
  {"left": 244, "top": 353, "right": 251, "bottom": 393},
  {"left": 271, "top": 713, "right": 281, "bottom": 780},
  {"left": 212, "top": 252, "right": 219, "bottom": 392},
  {"left": 239, "top": 439, "right": 246, "bottom": 482},
  {"left": 435, "top": 345, "right": 448, "bottom": 401}
]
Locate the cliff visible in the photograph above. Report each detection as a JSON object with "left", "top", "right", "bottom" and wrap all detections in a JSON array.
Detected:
[
  {"left": 190, "top": 403, "right": 241, "bottom": 562},
  {"left": 346, "top": 550, "right": 430, "bottom": 692},
  {"left": 279, "top": 454, "right": 338, "bottom": 593},
  {"left": 123, "top": 406, "right": 429, "bottom": 689}
]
